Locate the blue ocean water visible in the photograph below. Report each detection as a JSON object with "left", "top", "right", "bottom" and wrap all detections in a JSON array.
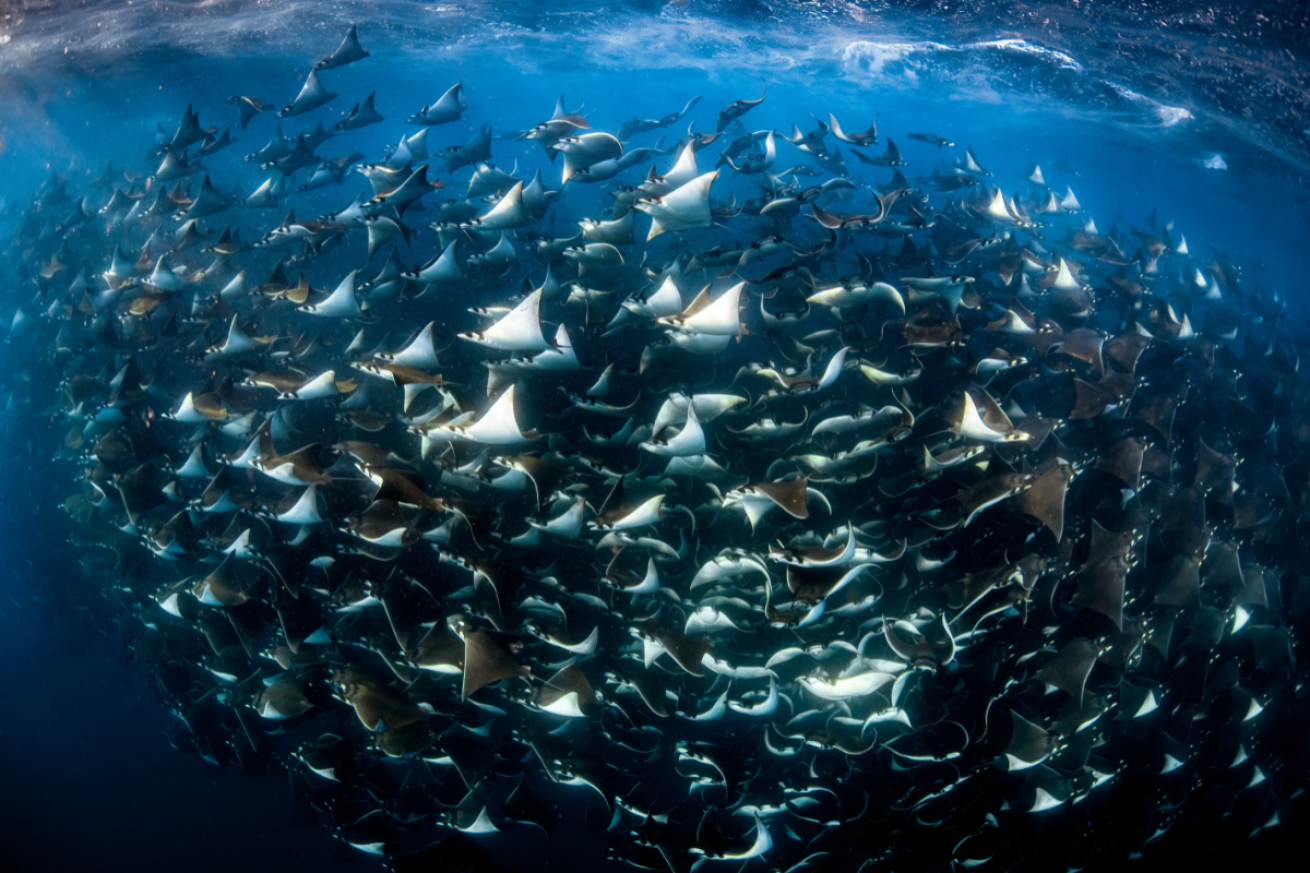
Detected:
[
  {"left": 3, "top": 3, "right": 1308, "bottom": 309},
  {"left": 1, "top": 2, "right": 1308, "bottom": 871}
]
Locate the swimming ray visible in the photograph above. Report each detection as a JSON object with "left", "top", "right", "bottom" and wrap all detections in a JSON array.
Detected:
[
  {"left": 458, "top": 624, "right": 531, "bottom": 700},
  {"left": 636, "top": 170, "right": 717, "bottom": 240},
  {"left": 315, "top": 24, "right": 370, "bottom": 70},
  {"left": 458, "top": 289, "right": 549, "bottom": 352},
  {"left": 278, "top": 69, "right": 338, "bottom": 118}
]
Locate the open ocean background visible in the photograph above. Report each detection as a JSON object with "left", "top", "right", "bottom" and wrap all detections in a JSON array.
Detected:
[{"left": 1, "top": 1, "right": 1308, "bottom": 869}]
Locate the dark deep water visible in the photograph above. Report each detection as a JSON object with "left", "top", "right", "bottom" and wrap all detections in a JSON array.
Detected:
[
  {"left": 0, "top": 406, "right": 357, "bottom": 871},
  {"left": 2, "top": 2, "right": 1310, "bottom": 871}
]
